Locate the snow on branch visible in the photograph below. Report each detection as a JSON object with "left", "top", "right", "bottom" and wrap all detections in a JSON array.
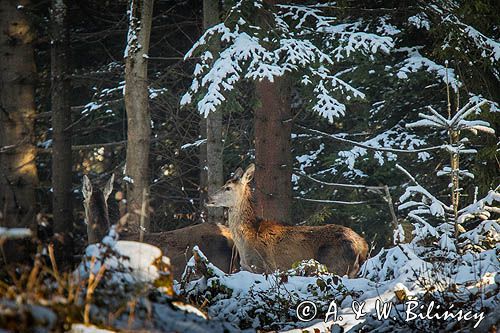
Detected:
[
  {"left": 124, "top": 0, "right": 140, "bottom": 58},
  {"left": 276, "top": 4, "right": 333, "bottom": 32},
  {"left": 0, "top": 227, "right": 32, "bottom": 241},
  {"left": 395, "top": 47, "right": 461, "bottom": 91},
  {"left": 442, "top": 14, "right": 500, "bottom": 64},
  {"left": 468, "top": 94, "right": 500, "bottom": 113},
  {"left": 295, "top": 170, "right": 386, "bottom": 190},
  {"left": 335, "top": 123, "right": 435, "bottom": 169},
  {"left": 423, "top": 2, "right": 500, "bottom": 79},
  {"left": 182, "top": 0, "right": 392, "bottom": 120},
  {"left": 436, "top": 166, "right": 474, "bottom": 180},
  {"left": 277, "top": 5, "right": 395, "bottom": 60},
  {"left": 294, "top": 196, "right": 368, "bottom": 205},
  {"left": 457, "top": 187, "right": 500, "bottom": 225},
  {"left": 407, "top": 12, "right": 431, "bottom": 30},
  {"left": 298, "top": 125, "right": 440, "bottom": 173},
  {"left": 325, "top": 26, "right": 394, "bottom": 61},
  {"left": 396, "top": 163, "right": 451, "bottom": 219},
  {"left": 299, "top": 125, "right": 443, "bottom": 155},
  {"left": 300, "top": 94, "right": 494, "bottom": 174},
  {"left": 406, "top": 99, "right": 495, "bottom": 135},
  {"left": 395, "top": 164, "right": 464, "bottom": 252}
]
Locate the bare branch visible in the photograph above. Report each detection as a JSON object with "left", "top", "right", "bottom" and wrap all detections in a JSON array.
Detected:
[
  {"left": 297, "top": 125, "right": 444, "bottom": 154},
  {"left": 294, "top": 196, "right": 369, "bottom": 205},
  {"left": 395, "top": 163, "right": 418, "bottom": 185},
  {"left": 295, "top": 171, "right": 386, "bottom": 190}
]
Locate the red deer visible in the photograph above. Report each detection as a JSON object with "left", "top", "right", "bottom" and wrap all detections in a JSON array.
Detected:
[
  {"left": 206, "top": 164, "right": 368, "bottom": 277},
  {"left": 83, "top": 175, "right": 114, "bottom": 244},
  {"left": 82, "top": 175, "right": 238, "bottom": 280}
]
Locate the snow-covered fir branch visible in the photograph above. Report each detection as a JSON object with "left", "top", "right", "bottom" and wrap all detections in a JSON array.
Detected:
[
  {"left": 395, "top": 47, "right": 461, "bottom": 91},
  {"left": 181, "top": 0, "right": 393, "bottom": 120},
  {"left": 397, "top": 164, "right": 452, "bottom": 221},
  {"left": 298, "top": 125, "right": 443, "bottom": 155},
  {"left": 422, "top": 1, "right": 500, "bottom": 79},
  {"left": 406, "top": 99, "right": 492, "bottom": 134},
  {"left": 0, "top": 227, "right": 32, "bottom": 240}
]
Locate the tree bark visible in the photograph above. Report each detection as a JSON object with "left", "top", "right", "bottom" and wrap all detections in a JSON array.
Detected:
[
  {"left": 51, "top": 0, "right": 73, "bottom": 250},
  {"left": 199, "top": 118, "right": 208, "bottom": 218},
  {"left": 254, "top": 77, "right": 292, "bottom": 224},
  {"left": 254, "top": 0, "right": 292, "bottom": 224},
  {"left": 124, "top": 0, "right": 154, "bottom": 233},
  {"left": 0, "top": 0, "right": 39, "bottom": 229},
  {"left": 203, "top": 0, "right": 224, "bottom": 224}
]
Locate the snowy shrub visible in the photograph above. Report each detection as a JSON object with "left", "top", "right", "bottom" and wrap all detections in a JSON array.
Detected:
[
  {"left": 180, "top": 249, "right": 363, "bottom": 331},
  {"left": 356, "top": 90, "right": 500, "bottom": 332},
  {"left": 72, "top": 229, "right": 237, "bottom": 331},
  {"left": 288, "top": 259, "right": 329, "bottom": 277}
]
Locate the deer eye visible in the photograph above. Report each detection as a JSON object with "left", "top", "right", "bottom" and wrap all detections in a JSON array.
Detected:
[{"left": 225, "top": 187, "right": 231, "bottom": 191}]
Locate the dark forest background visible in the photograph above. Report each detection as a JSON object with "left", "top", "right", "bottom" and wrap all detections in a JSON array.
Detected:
[{"left": 0, "top": 0, "right": 498, "bottom": 260}]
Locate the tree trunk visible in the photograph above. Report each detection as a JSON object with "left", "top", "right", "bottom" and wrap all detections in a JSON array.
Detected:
[
  {"left": 0, "top": 0, "right": 39, "bottom": 229},
  {"left": 199, "top": 118, "right": 208, "bottom": 219},
  {"left": 254, "top": 77, "right": 292, "bottom": 224},
  {"left": 203, "top": 0, "right": 224, "bottom": 224},
  {"left": 124, "top": 0, "right": 154, "bottom": 233},
  {"left": 254, "top": 1, "right": 292, "bottom": 224},
  {"left": 51, "top": 0, "right": 73, "bottom": 252},
  {"left": 206, "top": 110, "right": 224, "bottom": 224}
]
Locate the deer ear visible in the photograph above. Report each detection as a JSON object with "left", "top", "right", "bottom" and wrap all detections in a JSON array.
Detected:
[
  {"left": 241, "top": 164, "right": 255, "bottom": 184},
  {"left": 103, "top": 174, "right": 114, "bottom": 201},
  {"left": 83, "top": 175, "right": 92, "bottom": 201},
  {"left": 232, "top": 167, "right": 244, "bottom": 180}
]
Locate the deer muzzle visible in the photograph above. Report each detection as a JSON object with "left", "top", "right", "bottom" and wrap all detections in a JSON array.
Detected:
[{"left": 205, "top": 196, "right": 216, "bottom": 207}]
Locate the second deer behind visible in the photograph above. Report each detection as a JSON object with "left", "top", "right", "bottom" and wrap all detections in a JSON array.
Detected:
[{"left": 82, "top": 175, "right": 238, "bottom": 280}]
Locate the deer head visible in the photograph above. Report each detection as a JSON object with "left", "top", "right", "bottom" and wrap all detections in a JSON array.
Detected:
[
  {"left": 82, "top": 174, "right": 114, "bottom": 244},
  {"left": 206, "top": 164, "right": 255, "bottom": 209}
]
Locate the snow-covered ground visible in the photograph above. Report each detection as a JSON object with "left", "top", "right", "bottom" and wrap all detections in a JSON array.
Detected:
[{"left": 178, "top": 239, "right": 498, "bottom": 332}]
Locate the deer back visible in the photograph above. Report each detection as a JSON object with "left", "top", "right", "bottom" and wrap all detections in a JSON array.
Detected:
[{"left": 120, "top": 223, "right": 238, "bottom": 280}]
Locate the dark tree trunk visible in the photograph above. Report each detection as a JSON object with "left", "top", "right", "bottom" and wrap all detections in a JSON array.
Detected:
[
  {"left": 0, "top": 0, "right": 39, "bottom": 229},
  {"left": 124, "top": 0, "right": 154, "bottom": 233},
  {"left": 254, "top": 77, "right": 292, "bottom": 224},
  {"left": 203, "top": 0, "right": 224, "bottom": 224},
  {"left": 51, "top": 0, "right": 73, "bottom": 254},
  {"left": 199, "top": 117, "right": 208, "bottom": 218},
  {"left": 254, "top": 0, "right": 292, "bottom": 224}
]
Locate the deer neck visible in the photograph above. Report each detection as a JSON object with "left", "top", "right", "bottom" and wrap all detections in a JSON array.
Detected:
[
  {"left": 227, "top": 187, "right": 273, "bottom": 273},
  {"left": 227, "top": 188, "right": 258, "bottom": 241},
  {"left": 86, "top": 192, "right": 110, "bottom": 244}
]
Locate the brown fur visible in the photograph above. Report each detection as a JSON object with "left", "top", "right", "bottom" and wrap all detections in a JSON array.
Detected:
[
  {"left": 82, "top": 176, "right": 238, "bottom": 280},
  {"left": 208, "top": 164, "right": 369, "bottom": 277},
  {"left": 83, "top": 175, "right": 113, "bottom": 245},
  {"left": 120, "top": 223, "right": 238, "bottom": 279}
]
